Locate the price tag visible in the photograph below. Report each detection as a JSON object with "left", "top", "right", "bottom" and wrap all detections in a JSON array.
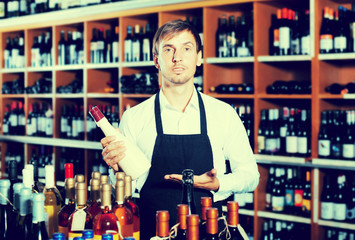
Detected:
[{"left": 71, "top": 210, "right": 86, "bottom": 231}]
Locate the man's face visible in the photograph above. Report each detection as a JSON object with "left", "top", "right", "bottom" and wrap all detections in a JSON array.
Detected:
[{"left": 154, "top": 30, "right": 202, "bottom": 86}]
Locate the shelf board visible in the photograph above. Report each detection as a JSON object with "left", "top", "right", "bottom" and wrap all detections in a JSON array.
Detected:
[
  {"left": 0, "top": 135, "right": 102, "bottom": 150},
  {"left": 121, "top": 61, "right": 155, "bottom": 67},
  {"left": 239, "top": 209, "right": 255, "bottom": 216},
  {"left": 1, "top": 94, "right": 25, "bottom": 98},
  {"left": 319, "top": 93, "right": 355, "bottom": 99},
  {"left": 121, "top": 93, "right": 154, "bottom": 98},
  {"left": 208, "top": 93, "right": 255, "bottom": 99},
  {"left": 255, "top": 154, "right": 308, "bottom": 164},
  {"left": 1, "top": 68, "right": 26, "bottom": 73},
  {"left": 86, "top": 63, "right": 120, "bottom": 69},
  {"left": 312, "top": 158, "right": 355, "bottom": 169},
  {"left": 257, "top": 94, "right": 312, "bottom": 99},
  {"left": 206, "top": 57, "right": 254, "bottom": 64},
  {"left": 27, "top": 94, "right": 53, "bottom": 98},
  {"left": 257, "top": 211, "right": 311, "bottom": 224},
  {"left": 87, "top": 93, "right": 120, "bottom": 98},
  {"left": 257, "top": 55, "right": 312, "bottom": 62},
  {"left": 55, "top": 93, "right": 85, "bottom": 98},
  {"left": 27, "top": 66, "right": 54, "bottom": 72},
  {"left": 317, "top": 220, "right": 355, "bottom": 231},
  {"left": 318, "top": 53, "right": 355, "bottom": 60},
  {"left": 54, "top": 65, "right": 85, "bottom": 71}
]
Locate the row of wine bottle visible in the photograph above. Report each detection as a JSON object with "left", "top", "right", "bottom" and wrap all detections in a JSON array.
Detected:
[
  {"left": 320, "top": 6, "right": 355, "bottom": 54},
  {"left": 318, "top": 109, "right": 355, "bottom": 160},
  {"left": 258, "top": 107, "right": 311, "bottom": 157},
  {"left": 265, "top": 167, "right": 312, "bottom": 217},
  {"left": 324, "top": 226, "right": 355, "bottom": 240},
  {"left": 266, "top": 80, "right": 311, "bottom": 95},
  {"left": 325, "top": 82, "right": 355, "bottom": 95},
  {"left": 58, "top": 30, "right": 84, "bottom": 65},
  {"left": 261, "top": 219, "right": 310, "bottom": 240},
  {"left": 0, "top": 0, "right": 124, "bottom": 20},
  {"left": 31, "top": 31, "right": 53, "bottom": 67},
  {"left": 120, "top": 72, "right": 159, "bottom": 94},
  {"left": 90, "top": 27, "right": 119, "bottom": 64},
  {"left": 269, "top": 8, "right": 310, "bottom": 56},
  {"left": 209, "top": 83, "right": 254, "bottom": 94},
  {"left": 215, "top": 13, "right": 253, "bottom": 58},
  {"left": 3, "top": 35, "right": 25, "bottom": 68},
  {"left": 320, "top": 173, "right": 355, "bottom": 223}
]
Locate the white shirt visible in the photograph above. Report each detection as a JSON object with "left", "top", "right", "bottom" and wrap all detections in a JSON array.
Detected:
[{"left": 110, "top": 88, "right": 259, "bottom": 202}]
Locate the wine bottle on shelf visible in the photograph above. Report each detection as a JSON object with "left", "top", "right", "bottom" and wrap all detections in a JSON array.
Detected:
[
  {"left": 96, "top": 28, "right": 105, "bottom": 64},
  {"left": 8, "top": 182, "right": 24, "bottom": 239},
  {"left": 181, "top": 169, "right": 197, "bottom": 215},
  {"left": 217, "top": 15, "right": 228, "bottom": 58},
  {"left": 342, "top": 110, "right": 355, "bottom": 160},
  {"left": 58, "top": 30, "right": 66, "bottom": 65},
  {"left": 286, "top": 108, "right": 298, "bottom": 156},
  {"left": 271, "top": 168, "right": 285, "bottom": 212},
  {"left": 237, "top": 15, "right": 251, "bottom": 57},
  {"left": 265, "top": 167, "right": 275, "bottom": 211},
  {"left": 89, "top": 106, "right": 151, "bottom": 180},
  {"left": 269, "top": 10, "right": 280, "bottom": 56},
  {"left": 347, "top": 175, "right": 355, "bottom": 222},
  {"left": 142, "top": 23, "right": 152, "bottom": 61},
  {"left": 279, "top": 8, "right": 291, "bottom": 56},
  {"left": 284, "top": 168, "right": 295, "bottom": 214},
  {"left": 113, "top": 179, "right": 133, "bottom": 237},
  {"left": 187, "top": 214, "right": 199, "bottom": 240},
  {"left": 320, "top": 7, "right": 334, "bottom": 54},
  {"left": 320, "top": 175, "right": 334, "bottom": 221},
  {"left": 155, "top": 210, "right": 170, "bottom": 239},
  {"left": 68, "top": 182, "right": 93, "bottom": 240},
  {"left": 293, "top": 168, "right": 304, "bottom": 215},
  {"left": 333, "top": 175, "right": 347, "bottom": 221},
  {"left": 297, "top": 109, "right": 310, "bottom": 157},
  {"left": 132, "top": 24, "right": 141, "bottom": 62},
  {"left": 318, "top": 111, "right": 331, "bottom": 159},
  {"left": 113, "top": 26, "right": 119, "bottom": 63},
  {"left": 334, "top": 6, "right": 349, "bottom": 54},
  {"left": 124, "top": 25, "right": 133, "bottom": 62},
  {"left": 301, "top": 171, "right": 311, "bottom": 217},
  {"left": 30, "top": 193, "right": 49, "bottom": 240},
  {"left": 124, "top": 175, "right": 140, "bottom": 240},
  {"left": 58, "top": 178, "right": 75, "bottom": 238},
  {"left": 176, "top": 204, "right": 189, "bottom": 240},
  {"left": 93, "top": 183, "right": 119, "bottom": 238},
  {"left": 87, "top": 178, "right": 101, "bottom": 220},
  {"left": 330, "top": 111, "right": 342, "bottom": 159}
]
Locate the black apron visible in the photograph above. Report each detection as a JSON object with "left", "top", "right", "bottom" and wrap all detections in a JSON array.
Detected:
[{"left": 138, "top": 91, "right": 222, "bottom": 240}]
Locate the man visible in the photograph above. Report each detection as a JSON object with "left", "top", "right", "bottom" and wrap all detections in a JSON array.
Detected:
[{"left": 101, "top": 19, "right": 259, "bottom": 239}]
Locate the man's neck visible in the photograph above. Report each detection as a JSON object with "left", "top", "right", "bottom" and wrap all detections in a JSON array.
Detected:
[{"left": 162, "top": 82, "right": 194, "bottom": 112}]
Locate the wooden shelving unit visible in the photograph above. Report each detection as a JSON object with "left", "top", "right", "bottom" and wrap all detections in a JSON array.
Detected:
[{"left": 1, "top": 0, "right": 355, "bottom": 239}]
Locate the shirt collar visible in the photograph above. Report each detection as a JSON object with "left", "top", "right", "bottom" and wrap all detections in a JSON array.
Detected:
[{"left": 159, "top": 88, "right": 199, "bottom": 113}]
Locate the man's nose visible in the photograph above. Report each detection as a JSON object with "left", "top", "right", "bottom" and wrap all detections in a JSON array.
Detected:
[{"left": 173, "top": 49, "right": 182, "bottom": 62}]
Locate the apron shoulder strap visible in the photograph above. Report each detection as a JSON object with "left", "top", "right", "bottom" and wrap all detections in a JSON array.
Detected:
[
  {"left": 197, "top": 91, "right": 208, "bottom": 135},
  {"left": 154, "top": 93, "right": 164, "bottom": 134}
]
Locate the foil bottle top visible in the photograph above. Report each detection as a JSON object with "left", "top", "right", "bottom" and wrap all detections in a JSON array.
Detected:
[{"left": 89, "top": 106, "right": 104, "bottom": 122}]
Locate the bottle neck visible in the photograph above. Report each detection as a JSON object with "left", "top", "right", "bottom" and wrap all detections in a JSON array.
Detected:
[
  {"left": 90, "top": 189, "right": 100, "bottom": 202},
  {"left": 182, "top": 183, "right": 195, "bottom": 214}
]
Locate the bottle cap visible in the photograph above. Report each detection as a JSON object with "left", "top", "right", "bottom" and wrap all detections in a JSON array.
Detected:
[
  {"left": 75, "top": 174, "right": 85, "bottom": 183},
  {"left": 177, "top": 204, "right": 189, "bottom": 230},
  {"left": 124, "top": 175, "right": 132, "bottom": 197},
  {"left": 115, "top": 179, "right": 124, "bottom": 203},
  {"left": 76, "top": 182, "right": 87, "bottom": 206},
  {"left": 101, "top": 183, "right": 112, "bottom": 207},
  {"left": 227, "top": 201, "right": 239, "bottom": 226},
  {"left": 102, "top": 234, "right": 113, "bottom": 240},
  {"left": 13, "top": 182, "right": 24, "bottom": 210},
  {"left": 52, "top": 232, "right": 65, "bottom": 240},
  {"left": 206, "top": 207, "right": 218, "bottom": 235},
  {"left": 82, "top": 229, "right": 94, "bottom": 238},
  {"left": 0, "top": 179, "right": 11, "bottom": 205},
  {"left": 23, "top": 165, "right": 34, "bottom": 189},
  {"left": 32, "top": 193, "right": 45, "bottom": 223},
  {"left": 115, "top": 171, "right": 125, "bottom": 180},
  {"left": 90, "top": 178, "right": 100, "bottom": 191},
  {"left": 20, "top": 188, "right": 32, "bottom": 216},
  {"left": 89, "top": 106, "right": 104, "bottom": 122},
  {"left": 65, "top": 163, "right": 74, "bottom": 179},
  {"left": 45, "top": 165, "right": 55, "bottom": 187},
  {"left": 91, "top": 171, "right": 101, "bottom": 180},
  {"left": 100, "top": 175, "right": 109, "bottom": 185},
  {"left": 156, "top": 210, "right": 170, "bottom": 237},
  {"left": 200, "top": 197, "right": 212, "bottom": 221},
  {"left": 187, "top": 214, "right": 200, "bottom": 226},
  {"left": 187, "top": 214, "right": 200, "bottom": 240}
]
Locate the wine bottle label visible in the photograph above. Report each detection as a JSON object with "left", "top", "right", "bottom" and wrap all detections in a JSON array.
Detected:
[
  {"left": 10, "top": 114, "right": 18, "bottom": 127},
  {"left": 331, "top": 143, "right": 341, "bottom": 158},
  {"left": 112, "top": 41, "right": 118, "bottom": 61},
  {"left": 297, "top": 137, "right": 307, "bottom": 154},
  {"left": 333, "top": 203, "right": 346, "bottom": 221},
  {"left": 346, "top": 206, "right": 355, "bottom": 220},
  {"left": 143, "top": 38, "right": 150, "bottom": 61},
  {"left": 61, "top": 117, "right": 68, "bottom": 132},
  {"left": 257, "top": 136, "right": 265, "bottom": 151},
  {"left": 271, "top": 196, "right": 284, "bottom": 212},
  {"left": 265, "top": 193, "right": 271, "bottom": 208},
  {"left": 4, "top": 50, "right": 10, "bottom": 68},
  {"left": 97, "top": 41, "right": 104, "bottom": 50},
  {"left": 91, "top": 42, "right": 97, "bottom": 51},
  {"left": 285, "top": 189, "right": 294, "bottom": 206},
  {"left": 3, "top": 123, "right": 9, "bottom": 134},
  {"left": 286, "top": 136, "right": 297, "bottom": 153},
  {"left": 71, "top": 210, "right": 86, "bottom": 231},
  {"left": 68, "top": 232, "right": 83, "bottom": 240},
  {"left": 321, "top": 201, "right": 334, "bottom": 220},
  {"left": 279, "top": 27, "right": 291, "bottom": 49},
  {"left": 302, "top": 198, "right": 311, "bottom": 212},
  {"left": 301, "top": 35, "right": 310, "bottom": 55},
  {"left": 294, "top": 189, "right": 304, "bottom": 207},
  {"left": 291, "top": 38, "right": 301, "bottom": 55},
  {"left": 0, "top": 3, "right": 5, "bottom": 18},
  {"left": 46, "top": 118, "right": 53, "bottom": 136},
  {"left": 132, "top": 41, "right": 140, "bottom": 61},
  {"left": 265, "top": 138, "right": 277, "bottom": 153},
  {"left": 342, "top": 144, "right": 355, "bottom": 159},
  {"left": 318, "top": 139, "right": 331, "bottom": 156},
  {"left": 334, "top": 36, "right": 347, "bottom": 51},
  {"left": 280, "top": 126, "right": 287, "bottom": 137},
  {"left": 124, "top": 40, "right": 132, "bottom": 61},
  {"left": 273, "top": 29, "right": 280, "bottom": 47},
  {"left": 237, "top": 46, "right": 250, "bottom": 57},
  {"left": 320, "top": 35, "right": 333, "bottom": 52}
]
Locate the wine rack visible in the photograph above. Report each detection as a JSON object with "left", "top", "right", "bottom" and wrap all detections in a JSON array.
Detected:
[{"left": 1, "top": 0, "right": 355, "bottom": 239}]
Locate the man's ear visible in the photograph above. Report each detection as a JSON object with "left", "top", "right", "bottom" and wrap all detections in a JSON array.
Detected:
[
  {"left": 153, "top": 54, "right": 160, "bottom": 70},
  {"left": 196, "top": 50, "right": 202, "bottom": 67}
]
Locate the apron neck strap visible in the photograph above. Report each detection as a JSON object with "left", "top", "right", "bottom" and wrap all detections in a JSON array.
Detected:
[{"left": 154, "top": 90, "right": 208, "bottom": 135}]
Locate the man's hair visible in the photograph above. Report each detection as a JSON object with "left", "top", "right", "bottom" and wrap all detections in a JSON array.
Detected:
[{"left": 152, "top": 19, "right": 202, "bottom": 56}]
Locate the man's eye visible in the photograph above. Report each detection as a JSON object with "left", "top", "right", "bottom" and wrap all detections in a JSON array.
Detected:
[
  {"left": 184, "top": 47, "right": 191, "bottom": 51},
  {"left": 164, "top": 48, "right": 172, "bottom": 52}
]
